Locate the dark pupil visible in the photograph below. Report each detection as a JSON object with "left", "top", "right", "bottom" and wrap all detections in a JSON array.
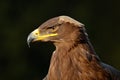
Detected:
[
  {"left": 52, "top": 27, "right": 55, "bottom": 29},
  {"left": 47, "top": 26, "right": 55, "bottom": 29}
]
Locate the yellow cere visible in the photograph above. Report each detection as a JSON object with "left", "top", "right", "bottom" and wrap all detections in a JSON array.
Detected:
[
  {"left": 32, "top": 29, "right": 58, "bottom": 41},
  {"left": 32, "top": 29, "right": 40, "bottom": 36}
]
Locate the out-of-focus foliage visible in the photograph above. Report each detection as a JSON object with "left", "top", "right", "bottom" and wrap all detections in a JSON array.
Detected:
[{"left": 0, "top": 0, "right": 120, "bottom": 80}]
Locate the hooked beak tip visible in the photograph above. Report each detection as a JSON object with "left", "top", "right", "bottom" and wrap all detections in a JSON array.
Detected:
[{"left": 27, "top": 33, "right": 35, "bottom": 47}]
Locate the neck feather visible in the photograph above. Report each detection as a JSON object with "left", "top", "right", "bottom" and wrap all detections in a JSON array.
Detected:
[{"left": 47, "top": 41, "right": 110, "bottom": 80}]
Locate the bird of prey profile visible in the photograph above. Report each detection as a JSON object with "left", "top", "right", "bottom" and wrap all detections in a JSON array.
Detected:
[{"left": 27, "top": 16, "right": 120, "bottom": 80}]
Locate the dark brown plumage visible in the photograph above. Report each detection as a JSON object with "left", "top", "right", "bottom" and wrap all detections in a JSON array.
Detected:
[{"left": 27, "top": 16, "right": 120, "bottom": 80}]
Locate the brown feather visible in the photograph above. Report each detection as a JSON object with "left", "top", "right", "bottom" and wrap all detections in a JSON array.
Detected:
[
  {"left": 46, "top": 36, "right": 112, "bottom": 80},
  {"left": 28, "top": 16, "right": 120, "bottom": 80}
]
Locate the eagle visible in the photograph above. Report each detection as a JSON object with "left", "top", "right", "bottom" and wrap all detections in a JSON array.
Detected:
[{"left": 27, "top": 16, "right": 120, "bottom": 80}]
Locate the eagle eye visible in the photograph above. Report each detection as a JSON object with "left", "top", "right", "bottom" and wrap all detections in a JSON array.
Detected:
[
  {"left": 46, "top": 26, "right": 55, "bottom": 29},
  {"left": 51, "top": 26, "right": 55, "bottom": 30},
  {"left": 49, "top": 26, "right": 59, "bottom": 32}
]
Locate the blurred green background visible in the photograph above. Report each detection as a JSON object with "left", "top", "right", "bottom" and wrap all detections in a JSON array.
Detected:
[{"left": 0, "top": 0, "right": 120, "bottom": 80}]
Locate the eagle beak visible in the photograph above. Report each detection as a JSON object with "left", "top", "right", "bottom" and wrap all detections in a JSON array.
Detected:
[
  {"left": 27, "top": 29, "right": 39, "bottom": 47},
  {"left": 27, "top": 28, "right": 58, "bottom": 47}
]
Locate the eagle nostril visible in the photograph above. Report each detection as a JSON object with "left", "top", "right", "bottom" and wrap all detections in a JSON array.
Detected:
[{"left": 35, "top": 33, "right": 39, "bottom": 35}]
